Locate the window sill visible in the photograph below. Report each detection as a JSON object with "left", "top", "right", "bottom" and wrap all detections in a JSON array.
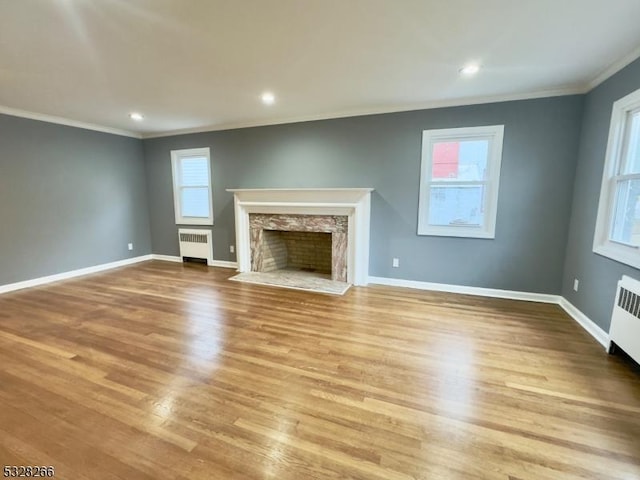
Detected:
[
  {"left": 175, "top": 218, "right": 214, "bottom": 226},
  {"left": 593, "top": 243, "right": 640, "bottom": 270},
  {"left": 417, "top": 227, "right": 495, "bottom": 239}
]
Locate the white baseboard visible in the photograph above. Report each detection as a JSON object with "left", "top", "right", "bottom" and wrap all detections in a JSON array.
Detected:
[
  {"left": 151, "top": 254, "right": 238, "bottom": 269},
  {"left": 368, "top": 276, "right": 561, "bottom": 304},
  {"left": 0, "top": 254, "right": 153, "bottom": 295},
  {"left": 558, "top": 298, "right": 609, "bottom": 349},
  {"left": 151, "top": 254, "right": 182, "bottom": 263},
  {"left": 1, "top": 262, "right": 608, "bottom": 351},
  {"left": 369, "top": 275, "right": 610, "bottom": 350},
  {"left": 211, "top": 260, "right": 238, "bottom": 269}
]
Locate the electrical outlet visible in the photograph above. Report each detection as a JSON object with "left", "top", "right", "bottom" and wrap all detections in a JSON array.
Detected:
[
  {"left": 230, "top": 245, "right": 235, "bottom": 253},
  {"left": 573, "top": 279, "right": 579, "bottom": 291},
  {"left": 127, "top": 243, "right": 133, "bottom": 251},
  {"left": 392, "top": 258, "right": 399, "bottom": 268}
]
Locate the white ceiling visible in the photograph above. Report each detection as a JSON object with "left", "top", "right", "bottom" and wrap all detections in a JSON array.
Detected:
[{"left": 1, "top": 0, "right": 640, "bottom": 138}]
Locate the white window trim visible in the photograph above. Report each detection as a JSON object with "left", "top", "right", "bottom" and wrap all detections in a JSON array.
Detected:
[
  {"left": 170, "top": 147, "right": 214, "bottom": 226},
  {"left": 593, "top": 87, "right": 640, "bottom": 268},
  {"left": 417, "top": 125, "right": 504, "bottom": 239}
]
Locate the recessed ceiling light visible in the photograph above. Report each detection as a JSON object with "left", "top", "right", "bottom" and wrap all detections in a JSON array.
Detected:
[
  {"left": 261, "top": 92, "right": 275, "bottom": 105},
  {"left": 459, "top": 64, "right": 480, "bottom": 76},
  {"left": 129, "top": 112, "right": 144, "bottom": 121}
]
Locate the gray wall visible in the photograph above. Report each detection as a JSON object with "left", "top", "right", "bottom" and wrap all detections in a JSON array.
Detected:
[
  {"left": 562, "top": 57, "right": 640, "bottom": 331},
  {"left": 144, "top": 95, "right": 583, "bottom": 294},
  {"left": 2, "top": 58, "right": 637, "bottom": 330},
  {"left": 0, "top": 114, "right": 151, "bottom": 285}
]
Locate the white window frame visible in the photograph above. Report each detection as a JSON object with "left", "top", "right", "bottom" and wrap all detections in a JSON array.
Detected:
[
  {"left": 417, "top": 125, "right": 504, "bottom": 238},
  {"left": 593, "top": 87, "right": 640, "bottom": 268},
  {"left": 170, "top": 147, "right": 213, "bottom": 226}
]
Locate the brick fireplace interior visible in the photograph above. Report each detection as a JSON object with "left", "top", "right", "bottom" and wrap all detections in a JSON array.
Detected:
[
  {"left": 249, "top": 213, "right": 348, "bottom": 282},
  {"left": 262, "top": 230, "right": 332, "bottom": 274}
]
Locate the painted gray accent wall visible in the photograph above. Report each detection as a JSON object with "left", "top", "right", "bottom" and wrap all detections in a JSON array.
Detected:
[
  {"left": 562, "top": 57, "right": 640, "bottom": 331},
  {"left": 144, "top": 95, "right": 583, "bottom": 294},
  {"left": 0, "top": 114, "right": 151, "bottom": 285}
]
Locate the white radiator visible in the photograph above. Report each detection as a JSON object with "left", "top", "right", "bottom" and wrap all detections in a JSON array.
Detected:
[
  {"left": 178, "top": 228, "right": 213, "bottom": 266},
  {"left": 609, "top": 275, "right": 640, "bottom": 364}
]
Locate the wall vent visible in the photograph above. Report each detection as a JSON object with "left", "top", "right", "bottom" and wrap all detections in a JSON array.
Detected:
[
  {"left": 180, "top": 232, "right": 208, "bottom": 244},
  {"left": 178, "top": 228, "right": 213, "bottom": 266},
  {"left": 609, "top": 275, "right": 640, "bottom": 365}
]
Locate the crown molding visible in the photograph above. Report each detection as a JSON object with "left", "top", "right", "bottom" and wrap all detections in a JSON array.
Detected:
[
  {"left": 0, "top": 105, "right": 141, "bottom": 139},
  {"left": 586, "top": 44, "right": 640, "bottom": 91},
  {"left": 5, "top": 40, "right": 640, "bottom": 141},
  {"left": 0, "top": 86, "right": 583, "bottom": 142},
  {"left": 141, "top": 86, "right": 586, "bottom": 139}
]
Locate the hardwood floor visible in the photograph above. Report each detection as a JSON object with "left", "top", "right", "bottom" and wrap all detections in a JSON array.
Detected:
[{"left": 0, "top": 260, "right": 639, "bottom": 480}]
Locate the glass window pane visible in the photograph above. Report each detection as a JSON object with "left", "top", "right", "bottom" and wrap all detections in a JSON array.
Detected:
[
  {"left": 180, "top": 157, "right": 209, "bottom": 186},
  {"left": 428, "top": 185, "right": 484, "bottom": 227},
  {"left": 611, "top": 179, "right": 640, "bottom": 245},
  {"left": 431, "top": 140, "right": 488, "bottom": 181},
  {"left": 181, "top": 187, "right": 210, "bottom": 218},
  {"left": 623, "top": 111, "right": 640, "bottom": 174}
]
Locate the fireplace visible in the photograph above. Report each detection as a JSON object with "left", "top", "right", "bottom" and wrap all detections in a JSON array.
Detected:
[
  {"left": 249, "top": 213, "right": 348, "bottom": 281},
  {"left": 227, "top": 188, "right": 373, "bottom": 286}
]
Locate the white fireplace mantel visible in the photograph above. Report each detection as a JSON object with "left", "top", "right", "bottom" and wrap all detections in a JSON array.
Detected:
[{"left": 227, "top": 188, "right": 374, "bottom": 286}]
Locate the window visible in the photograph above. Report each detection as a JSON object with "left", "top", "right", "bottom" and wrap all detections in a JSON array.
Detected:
[
  {"left": 171, "top": 147, "right": 213, "bottom": 225},
  {"left": 594, "top": 88, "right": 640, "bottom": 268},
  {"left": 417, "top": 125, "right": 504, "bottom": 238}
]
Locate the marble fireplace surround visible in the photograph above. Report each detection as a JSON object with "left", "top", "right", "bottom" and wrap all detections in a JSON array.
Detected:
[
  {"left": 227, "top": 188, "right": 373, "bottom": 286},
  {"left": 250, "top": 214, "right": 347, "bottom": 281}
]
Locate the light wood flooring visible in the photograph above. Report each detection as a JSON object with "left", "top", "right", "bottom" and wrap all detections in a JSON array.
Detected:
[{"left": 0, "top": 260, "right": 639, "bottom": 479}]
